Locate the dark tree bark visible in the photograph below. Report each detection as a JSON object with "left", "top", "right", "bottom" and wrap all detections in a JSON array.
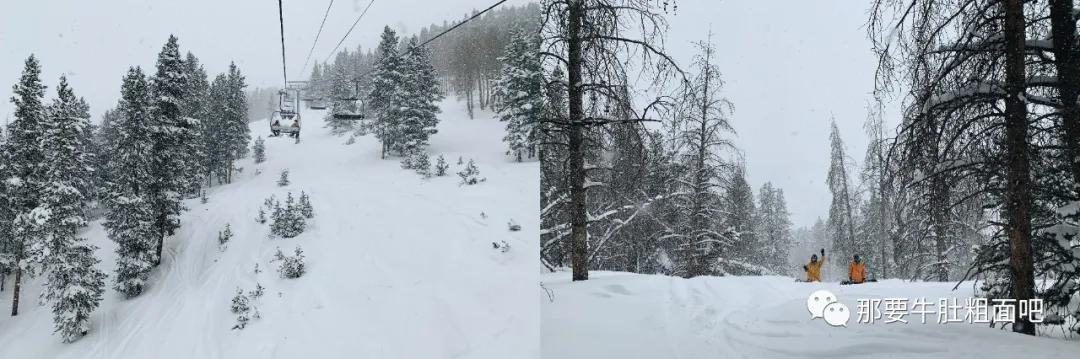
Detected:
[
  {"left": 1003, "top": 0, "right": 1036, "bottom": 336},
  {"left": 567, "top": 0, "right": 589, "bottom": 281}
]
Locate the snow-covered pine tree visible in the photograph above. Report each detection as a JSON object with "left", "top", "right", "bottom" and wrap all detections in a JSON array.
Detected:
[
  {"left": 298, "top": 191, "right": 314, "bottom": 219},
  {"left": 104, "top": 67, "right": 159, "bottom": 299},
  {"left": 180, "top": 52, "right": 210, "bottom": 196},
  {"left": 46, "top": 244, "right": 105, "bottom": 342},
  {"left": 411, "top": 151, "right": 432, "bottom": 178},
  {"left": 458, "top": 159, "right": 484, "bottom": 185},
  {"left": 224, "top": 62, "right": 251, "bottom": 175},
  {"left": 256, "top": 207, "right": 267, "bottom": 224},
  {"left": 719, "top": 166, "right": 757, "bottom": 274},
  {"left": 367, "top": 27, "right": 405, "bottom": 158},
  {"left": 269, "top": 199, "right": 284, "bottom": 236},
  {"left": 39, "top": 74, "right": 107, "bottom": 341},
  {"left": 4, "top": 55, "right": 51, "bottom": 315},
  {"left": 493, "top": 28, "right": 543, "bottom": 162},
  {"left": 277, "top": 168, "right": 290, "bottom": 186},
  {"left": 221, "top": 223, "right": 233, "bottom": 246},
  {"left": 149, "top": 35, "right": 192, "bottom": 266},
  {"left": 204, "top": 74, "right": 231, "bottom": 185},
  {"left": 278, "top": 192, "right": 306, "bottom": 238},
  {"left": 668, "top": 33, "right": 738, "bottom": 278},
  {"left": 435, "top": 155, "right": 449, "bottom": 176},
  {"left": 392, "top": 37, "right": 443, "bottom": 157},
  {"left": 309, "top": 63, "right": 324, "bottom": 100},
  {"left": 826, "top": 119, "right": 858, "bottom": 264},
  {"left": 253, "top": 136, "right": 266, "bottom": 163},
  {"left": 91, "top": 108, "right": 121, "bottom": 203},
  {"left": 323, "top": 52, "right": 357, "bottom": 136}
]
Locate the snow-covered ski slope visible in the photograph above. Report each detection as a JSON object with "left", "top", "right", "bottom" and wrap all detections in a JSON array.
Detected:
[
  {"left": 0, "top": 98, "right": 539, "bottom": 359},
  {"left": 542, "top": 271, "right": 1080, "bottom": 359}
]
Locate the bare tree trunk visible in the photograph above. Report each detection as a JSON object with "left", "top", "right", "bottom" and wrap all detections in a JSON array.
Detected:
[
  {"left": 1003, "top": 0, "right": 1035, "bottom": 336},
  {"left": 10, "top": 247, "right": 22, "bottom": 315},
  {"left": 567, "top": 0, "right": 589, "bottom": 282},
  {"left": 932, "top": 177, "right": 949, "bottom": 281},
  {"left": 227, "top": 157, "right": 234, "bottom": 184},
  {"left": 1049, "top": 0, "right": 1080, "bottom": 187}
]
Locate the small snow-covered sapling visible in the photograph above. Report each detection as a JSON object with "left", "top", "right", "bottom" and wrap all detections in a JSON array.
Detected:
[
  {"left": 412, "top": 151, "right": 432, "bottom": 178},
  {"left": 492, "top": 240, "right": 510, "bottom": 253},
  {"left": 435, "top": 155, "right": 449, "bottom": 176},
  {"left": 457, "top": 159, "right": 485, "bottom": 185},
  {"left": 345, "top": 136, "right": 356, "bottom": 145},
  {"left": 201, "top": 190, "right": 209, "bottom": 204},
  {"left": 253, "top": 136, "right": 266, "bottom": 164},
  {"left": 218, "top": 223, "right": 233, "bottom": 249},
  {"left": 457, "top": 156, "right": 464, "bottom": 165},
  {"left": 299, "top": 191, "right": 314, "bottom": 219},
  {"left": 249, "top": 283, "right": 265, "bottom": 299},
  {"left": 274, "top": 246, "right": 306, "bottom": 279},
  {"left": 230, "top": 288, "right": 252, "bottom": 330},
  {"left": 277, "top": 169, "right": 291, "bottom": 187},
  {"left": 256, "top": 207, "right": 267, "bottom": 224},
  {"left": 508, "top": 219, "right": 521, "bottom": 232}
]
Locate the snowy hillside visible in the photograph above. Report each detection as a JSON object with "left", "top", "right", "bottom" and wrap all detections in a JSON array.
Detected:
[
  {"left": 542, "top": 272, "right": 1080, "bottom": 359},
  {"left": 0, "top": 98, "right": 539, "bottom": 359}
]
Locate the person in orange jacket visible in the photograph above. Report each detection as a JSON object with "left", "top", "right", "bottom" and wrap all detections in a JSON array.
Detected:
[
  {"left": 803, "top": 248, "right": 825, "bottom": 282},
  {"left": 848, "top": 254, "right": 866, "bottom": 284}
]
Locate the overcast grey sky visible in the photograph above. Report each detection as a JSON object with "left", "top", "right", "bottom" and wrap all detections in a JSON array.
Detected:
[
  {"left": 653, "top": 0, "right": 904, "bottom": 228},
  {"left": 0, "top": 0, "right": 531, "bottom": 122}
]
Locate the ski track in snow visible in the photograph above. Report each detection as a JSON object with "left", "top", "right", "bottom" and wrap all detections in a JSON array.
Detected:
[
  {"left": 542, "top": 271, "right": 1080, "bottom": 359},
  {"left": 0, "top": 98, "right": 539, "bottom": 359}
]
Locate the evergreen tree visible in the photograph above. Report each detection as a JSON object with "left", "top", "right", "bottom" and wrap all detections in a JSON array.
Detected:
[
  {"left": 46, "top": 245, "right": 105, "bottom": 342},
  {"left": 721, "top": 166, "right": 757, "bottom": 271},
  {"left": 204, "top": 74, "right": 230, "bottom": 185},
  {"left": 149, "top": 35, "right": 191, "bottom": 265},
  {"left": 180, "top": 52, "right": 210, "bottom": 195},
  {"left": 4, "top": 55, "right": 50, "bottom": 315},
  {"left": 392, "top": 37, "right": 443, "bottom": 157},
  {"left": 104, "top": 67, "right": 159, "bottom": 299},
  {"left": 224, "top": 63, "right": 251, "bottom": 167},
  {"left": 323, "top": 52, "right": 357, "bottom": 136},
  {"left": 493, "top": 28, "right": 543, "bottom": 161},
  {"left": 434, "top": 154, "right": 449, "bottom": 176},
  {"left": 299, "top": 191, "right": 314, "bottom": 219},
  {"left": 253, "top": 136, "right": 266, "bottom": 163},
  {"left": 367, "top": 27, "right": 405, "bottom": 158}
]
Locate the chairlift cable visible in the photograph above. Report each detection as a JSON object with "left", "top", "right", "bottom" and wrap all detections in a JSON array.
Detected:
[
  {"left": 277, "top": 0, "right": 288, "bottom": 86},
  {"left": 321, "top": 0, "right": 378, "bottom": 65},
  {"left": 297, "top": 0, "right": 336, "bottom": 80}
]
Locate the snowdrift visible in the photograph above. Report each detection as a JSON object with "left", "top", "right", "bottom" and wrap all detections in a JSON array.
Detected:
[
  {"left": 542, "top": 271, "right": 1080, "bottom": 359},
  {"left": 0, "top": 98, "right": 539, "bottom": 359}
]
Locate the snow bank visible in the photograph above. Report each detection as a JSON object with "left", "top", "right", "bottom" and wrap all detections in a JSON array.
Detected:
[{"left": 542, "top": 271, "right": 1080, "bottom": 358}]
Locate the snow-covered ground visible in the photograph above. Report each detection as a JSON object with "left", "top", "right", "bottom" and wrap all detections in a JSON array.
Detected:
[
  {"left": 0, "top": 98, "right": 539, "bottom": 359},
  {"left": 542, "top": 271, "right": 1080, "bottom": 359}
]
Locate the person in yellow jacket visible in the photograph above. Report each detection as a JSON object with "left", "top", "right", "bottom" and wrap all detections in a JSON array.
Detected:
[
  {"left": 848, "top": 254, "right": 866, "bottom": 284},
  {"left": 803, "top": 248, "right": 825, "bottom": 282}
]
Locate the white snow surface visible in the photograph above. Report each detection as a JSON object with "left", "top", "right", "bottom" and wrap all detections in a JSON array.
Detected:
[
  {"left": 542, "top": 271, "right": 1080, "bottom": 359},
  {"left": 0, "top": 98, "right": 539, "bottom": 359}
]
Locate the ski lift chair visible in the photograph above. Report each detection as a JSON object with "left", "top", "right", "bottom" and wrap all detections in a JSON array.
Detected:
[
  {"left": 310, "top": 99, "right": 328, "bottom": 110},
  {"left": 332, "top": 82, "right": 366, "bottom": 120}
]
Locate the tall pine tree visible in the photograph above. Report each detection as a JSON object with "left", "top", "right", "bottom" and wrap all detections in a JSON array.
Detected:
[
  {"left": 393, "top": 36, "right": 443, "bottom": 157},
  {"left": 367, "top": 26, "right": 405, "bottom": 158},
  {"left": 39, "top": 75, "right": 106, "bottom": 342},
  {"left": 104, "top": 67, "right": 158, "bottom": 299},
  {"left": 149, "top": 35, "right": 191, "bottom": 265},
  {"left": 493, "top": 28, "right": 543, "bottom": 161},
  {"left": 5, "top": 55, "right": 50, "bottom": 316}
]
